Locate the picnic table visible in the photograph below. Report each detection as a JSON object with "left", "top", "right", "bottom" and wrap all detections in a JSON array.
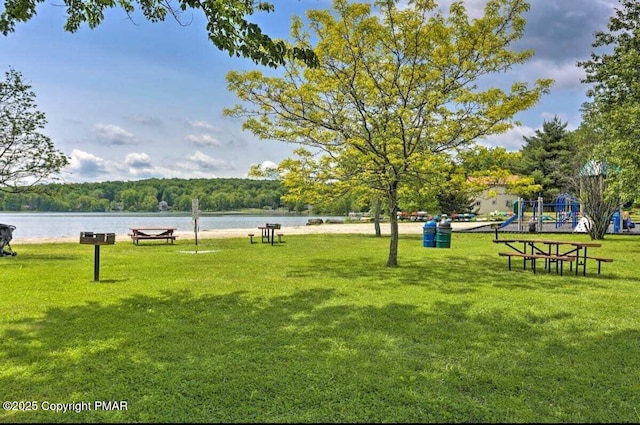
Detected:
[
  {"left": 128, "top": 227, "right": 177, "bottom": 245},
  {"left": 494, "top": 238, "right": 611, "bottom": 276},
  {"left": 258, "top": 223, "right": 281, "bottom": 245}
]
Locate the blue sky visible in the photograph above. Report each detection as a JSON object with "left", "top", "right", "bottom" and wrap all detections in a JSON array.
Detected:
[{"left": 0, "top": 0, "right": 619, "bottom": 183}]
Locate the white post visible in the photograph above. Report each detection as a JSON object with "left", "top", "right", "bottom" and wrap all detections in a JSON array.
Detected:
[
  {"left": 518, "top": 197, "right": 524, "bottom": 233},
  {"left": 192, "top": 198, "right": 200, "bottom": 246},
  {"left": 538, "top": 196, "right": 544, "bottom": 231}
]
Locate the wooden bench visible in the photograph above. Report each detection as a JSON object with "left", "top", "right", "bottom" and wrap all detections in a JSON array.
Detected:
[
  {"left": 128, "top": 228, "right": 177, "bottom": 245},
  {"left": 498, "top": 252, "right": 576, "bottom": 276},
  {"left": 567, "top": 255, "right": 614, "bottom": 275},
  {"left": 129, "top": 233, "right": 177, "bottom": 244},
  {"left": 248, "top": 233, "right": 255, "bottom": 244}
]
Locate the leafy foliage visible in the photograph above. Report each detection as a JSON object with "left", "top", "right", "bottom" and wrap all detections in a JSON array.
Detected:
[
  {"left": 579, "top": 0, "right": 640, "bottom": 112},
  {"left": 0, "top": 68, "right": 69, "bottom": 192},
  {"left": 577, "top": 0, "right": 640, "bottom": 201},
  {"left": 456, "top": 145, "right": 521, "bottom": 175},
  {"left": 0, "top": 0, "right": 318, "bottom": 68}
]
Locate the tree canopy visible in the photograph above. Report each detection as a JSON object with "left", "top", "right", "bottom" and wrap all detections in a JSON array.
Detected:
[
  {"left": 578, "top": 0, "right": 640, "bottom": 202},
  {"left": 0, "top": 68, "right": 69, "bottom": 193},
  {"left": 0, "top": 0, "right": 318, "bottom": 68},
  {"left": 226, "top": 0, "right": 552, "bottom": 266}
]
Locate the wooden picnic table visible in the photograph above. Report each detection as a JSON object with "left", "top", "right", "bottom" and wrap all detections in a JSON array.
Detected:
[
  {"left": 494, "top": 238, "right": 610, "bottom": 276},
  {"left": 258, "top": 223, "right": 281, "bottom": 245},
  {"left": 128, "top": 227, "right": 177, "bottom": 245}
]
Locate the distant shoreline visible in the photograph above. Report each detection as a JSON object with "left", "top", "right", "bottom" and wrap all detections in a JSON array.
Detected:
[
  {"left": 13, "top": 222, "right": 486, "bottom": 245},
  {"left": 0, "top": 209, "right": 311, "bottom": 216}
]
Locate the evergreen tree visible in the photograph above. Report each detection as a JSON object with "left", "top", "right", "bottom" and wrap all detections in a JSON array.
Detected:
[{"left": 517, "top": 116, "right": 575, "bottom": 202}]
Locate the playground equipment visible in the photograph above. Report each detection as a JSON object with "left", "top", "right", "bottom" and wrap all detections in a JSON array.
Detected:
[
  {"left": 500, "top": 194, "right": 580, "bottom": 232},
  {"left": 498, "top": 197, "right": 543, "bottom": 232},
  {"left": 554, "top": 194, "right": 580, "bottom": 229}
]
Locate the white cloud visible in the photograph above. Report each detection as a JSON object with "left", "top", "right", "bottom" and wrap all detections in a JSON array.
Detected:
[
  {"left": 186, "top": 134, "right": 222, "bottom": 147},
  {"left": 127, "top": 115, "right": 163, "bottom": 127},
  {"left": 526, "top": 60, "right": 586, "bottom": 91},
  {"left": 259, "top": 160, "right": 278, "bottom": 170},
  {"left": 178, "top": 150, "right": 234, "bottom": 173},
  {"left": 64, "top": 149, "right": 117, "bottom": 180},
  {"left": 124, "top": 152, "right": 154, "bottom": 173},
  {"left": 124, "top": 152, "right": 152, "bottom": 167},
  {"left": 186, "top": 120, "right": 218, "bottom": 131},
  {"left": 61, "top": 149, "right": 242, "bottom": 182},
  {"left": 92, "top": 124, "right": 138, "bottom": 145},
  {"left": 480, "top": 125, "right": 537, "bottom": 151},
  {"left": 64, "top": 150, "right": 161, "bottom": 182}
]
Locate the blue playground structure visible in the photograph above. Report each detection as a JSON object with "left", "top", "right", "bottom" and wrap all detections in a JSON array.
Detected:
[
  {"left": 554, "top": 193, "right": 580, "bottom": 229},
  {"left": 502, "top": 194, "right": 580, "bottom": 232}
]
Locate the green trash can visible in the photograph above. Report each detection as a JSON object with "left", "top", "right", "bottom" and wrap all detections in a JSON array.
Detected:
[{"left": 435, "top": 220, "right": 452, "bottom": 248}]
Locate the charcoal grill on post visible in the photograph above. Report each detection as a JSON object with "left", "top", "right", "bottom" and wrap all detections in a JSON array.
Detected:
[
  {"left": 263, "top": 223, "right": 281, "bottom": 245},
  {"left": 80, "top": 232, "right": 115, "bottom": 281}
]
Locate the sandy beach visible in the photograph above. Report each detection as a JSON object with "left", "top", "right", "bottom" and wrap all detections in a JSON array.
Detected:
[{"left": 14, "top": 221, "right": 487, "bottom": 244}]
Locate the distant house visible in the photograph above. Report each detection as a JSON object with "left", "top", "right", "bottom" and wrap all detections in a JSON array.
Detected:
[{"left": 470, "top": 175, "right": 520, "bottom": 215}]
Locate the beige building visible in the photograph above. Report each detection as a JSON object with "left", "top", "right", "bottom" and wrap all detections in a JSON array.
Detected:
[{"left": 471, "top": 176, "right": 519, "bottom": 215}]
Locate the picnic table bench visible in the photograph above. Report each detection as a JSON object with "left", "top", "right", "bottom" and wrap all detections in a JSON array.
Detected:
[
  {"left": 498, "top": 252, "right": 576, "bottom": 276},
  {"left": 128, "top": 228, "right": 177, "bottom": 245},
  {"left": 494, "top": 238, "right": 613, "bottom": 276}
]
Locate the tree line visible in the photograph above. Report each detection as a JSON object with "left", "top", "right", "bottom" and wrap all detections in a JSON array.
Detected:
[{"left": 0, "top": 178, "right": 290, "bottom": 213}]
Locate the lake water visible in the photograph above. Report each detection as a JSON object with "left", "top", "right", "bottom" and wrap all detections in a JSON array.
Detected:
[{"left": 0, "top": 212, "right": 346, "bottom": 239}]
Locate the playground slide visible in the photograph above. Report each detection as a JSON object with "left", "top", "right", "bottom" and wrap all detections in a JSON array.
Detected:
[{"left": 499, "top": 214, "right": 518, "bottom": 228}]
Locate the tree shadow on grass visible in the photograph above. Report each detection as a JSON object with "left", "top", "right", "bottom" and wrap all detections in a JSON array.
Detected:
[
  {"left": 6, "top": 252, "right": 84, "bottom": 262},
  {"left": 1, "top": 288, "right": 639, "bottom": 423},
  {"left": 286, "top": 253, "right": 609, "bottom": 294},
  {"left": 94, "top": 278, "right": 131, "bottom": 284}
]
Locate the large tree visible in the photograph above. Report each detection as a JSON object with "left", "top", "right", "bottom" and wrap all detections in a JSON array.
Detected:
[
  {"left": 226, "top": 0, "right": 552, "bottom": 267},
  {"left": 578, "top": 0, "right": 640, "bottom": 202},
  {"left": 0, "top": 0, "right": 317, "bottom": 68},
  {"left": 0, "top": 68, "right": 69, "bottom": 192}
]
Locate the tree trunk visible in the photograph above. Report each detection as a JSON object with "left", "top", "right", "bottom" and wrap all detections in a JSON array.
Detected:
[
  {"left": 373, "top": 197, "right": 382, "bottom": 237},
  {"left": 589, "top": 220, "right": 605, "bottom": 240},
  {"left": 386, "top": 182, "right": 399, "bottom": 267}
]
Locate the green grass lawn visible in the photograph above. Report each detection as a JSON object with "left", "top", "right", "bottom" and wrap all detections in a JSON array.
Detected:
[{"left": 1, "top": 232, "right": 639, "bottom": 423}]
